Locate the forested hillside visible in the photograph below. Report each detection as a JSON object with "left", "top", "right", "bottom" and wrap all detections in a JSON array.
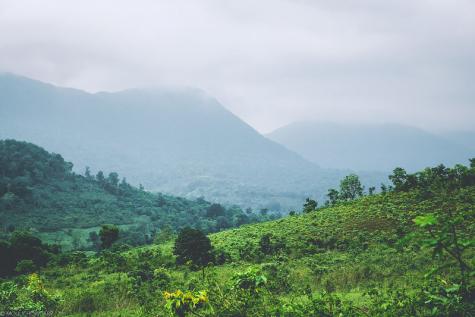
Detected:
[
  {"left": 1, "top": 159, "right": 473, "bottom": 316},
  {"left": 0, "top": 140, "right": 272, "bottom": 250},
  {"left": 0, "top": 73, "right": 383, "bottom": 210}
]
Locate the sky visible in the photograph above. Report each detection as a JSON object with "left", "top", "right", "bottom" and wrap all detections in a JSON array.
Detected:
[{"left": 0, "top": 0, "right": 474, "bottom": 133}]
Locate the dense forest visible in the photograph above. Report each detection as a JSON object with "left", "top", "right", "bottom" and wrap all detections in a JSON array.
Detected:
[
  {"left": 0, "top": 147, "right": 473, "bottom": 315},
  {"left": 0, "top": 140, "right": 275, "bottom": 251}
]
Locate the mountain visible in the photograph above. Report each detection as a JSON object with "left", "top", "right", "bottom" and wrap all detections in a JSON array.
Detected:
[
  {"left": 0, "top": 73, "right": 381, "bottom": 210},
  {"left": 441, "top": 131, "right": 475, "bottom": 152},
  {"left": 267, "top": 121, "right": 474, "bottom": 172},
  {"left": 0, "top": 139, "right": 271, "bottom": 250}
]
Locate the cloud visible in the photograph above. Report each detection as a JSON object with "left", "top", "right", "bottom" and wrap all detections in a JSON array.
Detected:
[{"left": 0, "top": 0, "right": 474, "bottom": 132}]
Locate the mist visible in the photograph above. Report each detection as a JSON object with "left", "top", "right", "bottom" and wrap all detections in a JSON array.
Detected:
[{"left": 1, "top": 0, "right": 474, "bottom": 133}]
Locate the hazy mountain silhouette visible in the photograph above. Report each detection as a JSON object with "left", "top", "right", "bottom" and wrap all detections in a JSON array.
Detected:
[
  {"left": 267, "top": 121, "right": 474, "bottom": 172},
  {"left": 441, "top": 131, "right": 475, "bottom": 152},
  {"left": 0, "top": 73, "right": 382, "bottom": 210}
]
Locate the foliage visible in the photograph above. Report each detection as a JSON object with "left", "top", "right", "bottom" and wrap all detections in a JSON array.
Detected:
[
  {"left": 0, "top": 157, "right": 474, "bottom": 316},
  {"left": 0, "top": 231, "right": 59, "bottom": 277},
  {"left": 0, "top": 273, "right": 61, "bottom": 316},
  {"left": 339, "top": 173, "right": 364, "bottom": 201},
  {"left": 99, "top": 224, "right": 120, "bottom": 249},
  {"left": 0, "top": 140, "right": 272, "bottom": 250},
  {"left": 231, "top": 267, "right": 267, "bottom": 294},
  {"left": 325, "top": 173, "right": 364, "bottom": 205},
  {"left": 174, "top": 228, "right": 213, "bottom": 269},
  {"left": 163, "top": 290, "right": 208, "bottom": 317},
  {"left": 302, "top": 197, "right": 317, "bottom": 213}
]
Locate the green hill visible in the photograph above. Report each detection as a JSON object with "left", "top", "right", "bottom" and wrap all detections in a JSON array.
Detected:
[
  {"left": 0, "top": 140, "right": 270, "bottom": 250},
  {"left": 1, "top": 159, "right": 473, "bottom": 316}
]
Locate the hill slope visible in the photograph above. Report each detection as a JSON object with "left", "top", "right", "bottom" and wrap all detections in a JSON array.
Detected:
[
  {"left": 3, "top": 161, "right": 473, "bottom": 316},
  {"left": 0, "top": 140, "right": 269, "bottom": 250},
  {"left": 267, "top": 121, "right": 474, "bottom": 172},
  {"left": 0, "top": 73, "right": 383, "bottom": 210}
]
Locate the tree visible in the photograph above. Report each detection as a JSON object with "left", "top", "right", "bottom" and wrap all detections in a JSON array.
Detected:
[
  {"left": 88, "top": 231, "right": 100, "bottom": 250},
  {"left": 84, "top": 166, "right": 92, "bottom": 179},
  {"left": 389, "top": 167, "right": 408, "bottom": 191},
  {"left": 99, "top": 225, "right": 119, "bottom": 249},
  {"left": 235, "top": 213, "right": 249, "bottom": 226},
  {"left": 96, "top": 171, "right": 105, "bottom": 185},
  {"left": 368, "top": 186, "right": 376, "bottom": 195},
  {"left": 327, "top": 189, "right": 340, "bottom": 206},
  {"left": 339, "top": 174, "right": 364, "bottom": 201},
  {"left": 107, "top": 172, "right": 119, "bottom": 187},
  {"left": 15, "top": 259, "right": 36, "bottom": 274},
  {"left": 303, "top": 198, "right": 317, "bottom": 213},
  {"left": 119, "top": 177, "right": 130, "bottom": 193},
  {"left": 173, "top": 228, "right": 213, "bottom": 271},
  {"left": 259, "top": 234, "right": 273, "bottom": 255},
  {"left": 206, "top": 203, "right": 225, "bottom": 218},
  {"left": 216, "top": 216, "right": 231, "bottom": 231}
]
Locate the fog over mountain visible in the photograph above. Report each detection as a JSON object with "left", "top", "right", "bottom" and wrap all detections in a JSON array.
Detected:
[
  {"left": 0, "top": 73, "right": 383, "bottom": 210},
  {"left": 267, "top": 121, "right": 474, "bottom": 172},
  {"left": 1, "top": 1, "right": 474, "bottom": 133}
]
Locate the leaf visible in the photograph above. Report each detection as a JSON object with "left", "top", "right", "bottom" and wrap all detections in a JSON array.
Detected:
[{"left": 413, "top": 214, "right": 438, "bottom": 227}]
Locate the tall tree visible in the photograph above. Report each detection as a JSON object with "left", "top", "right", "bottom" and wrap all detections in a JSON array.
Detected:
[
  {"left": 327, "top": 188, "right": 340, "bottom": 206},
  {"left": 303, "top": 198, "right": 317, "bottom": 213},
  {"left": 339, "top": 174, "right": 364, "bottom": 201},
  {"left": 173, "top": 228, "right": 213, "bottom": 271},
  {"left": 99, "top": 225, "right": 119, "bottom": 249}
]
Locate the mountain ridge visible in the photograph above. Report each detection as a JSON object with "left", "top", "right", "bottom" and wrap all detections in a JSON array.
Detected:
[
  {"left": 1, "top": 73, "right": 377, "bottom": 210},
  {"left": 267, "top": 121, "right": 474, "bottom": 172}
]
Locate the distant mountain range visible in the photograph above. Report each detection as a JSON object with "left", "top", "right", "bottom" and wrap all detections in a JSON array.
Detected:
[
  {"left": 267, "top": 121, "right": 474, "bottom": 172},
  {"left": 0, "top": 73, "right": 383, "bottom": 210}
]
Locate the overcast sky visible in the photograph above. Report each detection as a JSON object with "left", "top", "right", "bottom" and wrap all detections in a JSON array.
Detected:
[{"left": 0, "top": 0, "right": 474, "bottom": 133}]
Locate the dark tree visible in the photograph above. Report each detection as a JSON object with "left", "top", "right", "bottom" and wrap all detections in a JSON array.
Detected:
[
  {"left": 368, "top": 186, "right": 376, "bottom": 195},
  {"left": 99, "top": 225, "right": 119, "bottom": 249},
  {"left": 259, "top": 234, "right": 273, "bottom": 255},
  {"left": 327, "top": 188, "right": 340, "bottom": 206},
  {"left": 96, "top": 171, "right": 105, "bottom": 185},
  {"left": 88, "top": 231, "right": 100, "bottom": 250},
  {"left": 206, "top": 203, "right": 225, "bottom": 218},
  {"left": 216, "top": 216, "right": 231, "bottom": 231},
  {"left": 107, "top": 172, "right": 119, "bottom": 187},
  {"left": 173, "top": 227, "right": 213, "bottom": 269},
  {"left": 303, "top": 198, "right": 317, "bottom": 213},
  {"left": 389, "top": 167, "right": 408, "bottom": 191},
  {"left": 84, "top": 166, "right": 92, "bottom": 179}
]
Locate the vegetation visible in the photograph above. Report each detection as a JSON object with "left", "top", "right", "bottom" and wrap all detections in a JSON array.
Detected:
[
  {"left": 0, "top": 139, "right": 474, "bottom": 316},
  {"left": 0, "top": 140, "right": 274, "bottom": 251}
]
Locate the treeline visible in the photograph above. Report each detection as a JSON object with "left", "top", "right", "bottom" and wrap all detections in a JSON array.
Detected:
[
  {"left": 299, "top": 158, "right": 475, "bottom": 212},
  {"left": 389, "top": 159, "right": 475, "bottom": 193}
]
